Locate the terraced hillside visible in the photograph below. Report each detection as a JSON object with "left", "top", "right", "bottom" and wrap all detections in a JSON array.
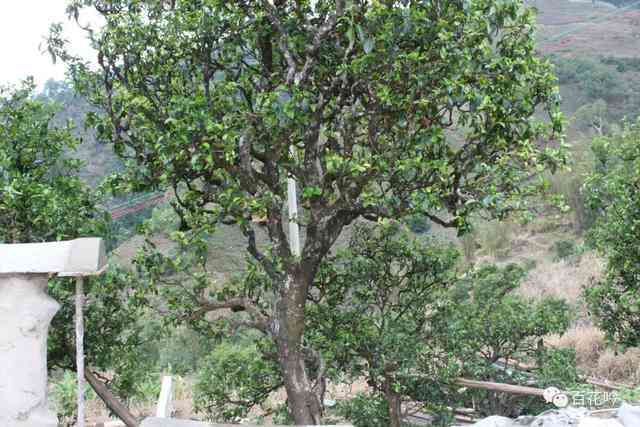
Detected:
[{"left": 536, "top": 0, "right": 640, "bottom": 57}]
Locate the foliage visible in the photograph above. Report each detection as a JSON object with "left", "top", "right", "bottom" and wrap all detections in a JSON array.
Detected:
[
  {"left": 139, "top": 322, "right": 217, "bottom": 376},
  {"left": 460, "top": 231, "right": 479, "bottom": 262},
  {"left": 535, "top": 348, "right": 580, "bottom": 391},
  {"left": 194, "top": 342, "right": 282, "bottom": 422},
  {"left": 552, "top": 239, "right": 580, "bottom": 263},
  {"left": 51, "top": 370, "right": 96, "bottom": 426},
  {"left": 48, "top": 267, "right": 151, "bottom": 399},
  {"left": 433, "top": 264, "right": 574, "bottom": 416},
  {"left": 402, "top": 213, "right": 431, "bottom": 234},
  {"left": 619, "top": 386, "right": 640, "bottom": 404},
  {"left": 550, "top": 55, "right": 640, "bottom": 121},
  {"left": 551, "top": 56, "right": 627, "bottom": 102},
  {"left": 309, "top": 222, "right": 460, "bottom": 426},
  {"left": 130, "top": 372, "right": 163, "bottom": 406},
  {"left": 335, "top": 393, "right": 391, "bottom": 427},
  {"left": 38, "top": 79, "right": 122, "bottom": 187},
  {"left": 54, "top": 0, "right": 566, "bottom": 421},
  {"left": 602, "top": 56, "right": 640, "bottom": 74},
  {"left": 0, "top": 80, "right": 107, "bottom": 243},
  {"left": 549, "top": 170, "right": 595, "bottom": 233},
  {"left": 477, "top": 220, "right": 514, "bottom": 258},
  {"left": 584, "top": 119, "right": 640, "bottom": 347}
]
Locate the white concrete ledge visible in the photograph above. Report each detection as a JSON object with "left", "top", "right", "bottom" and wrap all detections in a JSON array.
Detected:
[{"left": 0, "top": 238, "right": 106, "bottom": 276}]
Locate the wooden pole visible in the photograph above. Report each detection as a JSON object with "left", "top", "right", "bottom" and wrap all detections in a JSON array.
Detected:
[
  {"left": 455, "top": 377, "right": 547, "bottom": 397},
  {"left": 76, "top": 276, "right": 85, "bottom": 427}
]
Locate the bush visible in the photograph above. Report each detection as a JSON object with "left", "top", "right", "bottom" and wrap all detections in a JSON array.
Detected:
[
  {"left": 312, "top": 225, "right": 576, "bottom": 422},
  {"left": 584, "top": 119, "right": 640, "bottom": 347},
  {"left": 553, "top": 239, "right": 580, "bottom": 263},
  {"left": 572, "top": 100, "right": 610, "bottom": 135},
  {"left": 433, "top": 264, "right": 575, "bottom": 417},
  {"left": 336, "top": 394, "right": 391, "bottom": 427},
  {"left": 194, "top": 343, "right": 281, "bottom": 422},
  {"left": 601, "top": 56, "right": 640, "bottom": 74},
  {"left": 51, "top": 370, "right": 96, "bottom": 426},
  {"left": 549, "top": 171, "right": 596, "bottom": 233},
  {"left": 309, "top": 222, "right": 460, "bottom": 427},
  {"left": 551, "top": 56, "right": 625, "bottom": 100}
]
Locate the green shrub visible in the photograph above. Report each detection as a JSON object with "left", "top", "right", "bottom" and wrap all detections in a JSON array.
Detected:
[
  {"left": 584, "top": 119, "right": 640, "bottom": 347},
  {"left": 309, "top": 223, "right": 460, "bottom": 427},
  {"left": 536, "top": 348, "right": 580, "bottom": 390},
  {"left": 194, "top": 343, "right": 281, "bottom": 422},
  {"left": 433, "top": 264, "right": 575, "bottom": 417},
  {"left": 572, "top": 100, "right": 610, "bottom": 135},
  {"left": 550, "top": 56, "right": 631, "bottom": 104},
  {"left": 336, "top": 394, "right": 391, "bottom": 427},
  {"left": 553, "top": 239, "right": 580, "bottom": 262},
  {"left": 602, "top": 56, "right": 640, "bottom": 74},
  {"left": 51, "top": 370, "right": 96, "bottom": 426},
  {"left": 144, "top": 204, "right": 179, "bottom": 235},
  {"left": 132, "top": 373, "right": 163, "bottom": 406}
]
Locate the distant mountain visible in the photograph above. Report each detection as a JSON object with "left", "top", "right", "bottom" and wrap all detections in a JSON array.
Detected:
[{"left": 37, "top": 79, "right": 121, "bottom": 187}]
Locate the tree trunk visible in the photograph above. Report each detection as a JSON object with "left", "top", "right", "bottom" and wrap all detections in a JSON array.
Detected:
[
  {"left": 84, "top": 368, "right": 139, "bottom": 427},
  {"left": 275, "top": 273, "right": 322, "bottom": 425},
  {"left": 280, "top": 348, "right": 323, "bottom": 424},
  {"left": 384, "top": 378, "right": 402, "bottom": 427}
]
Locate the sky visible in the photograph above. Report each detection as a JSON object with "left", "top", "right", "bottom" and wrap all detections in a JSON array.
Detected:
[{"left": 0, "top": 1, "right": 100, "bottom": 88}]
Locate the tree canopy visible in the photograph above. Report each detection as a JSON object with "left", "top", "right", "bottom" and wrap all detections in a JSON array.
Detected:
[
  {"left": 0, "top": 79, "right": 101, "bottom": 243},
  {"left": 585, "top": 119, "right": 640, "bottom": 348},
  {"left": 53, "top": 0, "right": 566, "bottom": 422}
]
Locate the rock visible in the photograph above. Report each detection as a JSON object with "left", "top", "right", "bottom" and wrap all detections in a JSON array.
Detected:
[
  {"left": 466, "top": 406, "right": 628, "bottom": 427},
  {"left": 528, "top": 407, "right": 588, "bottom": 426},
  {"left": 141, "top": 419, "right": 215, "bottom": 427},
  {"left": 618, "top": 403, "right": 640, "bottom": 427},
  {"left": 470, "top": 416, "right": 516, "bottom": 427},
  {"left": 579, "top": 418, "right": 623, "bottom": 427}
]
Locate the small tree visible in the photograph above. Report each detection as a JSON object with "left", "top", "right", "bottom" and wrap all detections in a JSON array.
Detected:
[
  {"left": 433, "top": 263, "right": 574, "bottom": 416},
  {"left": 584, "top": 119, "right": 640, "bottom": 348},
  {"left": 194, "top": 342, "right": 282, "bottom": 422},
  {"left": 0, "top": 80, "right": 146, "bottom": 426},
  {"left": 308, "top": 222, "right": 460, "bottom": 427},
  {"left": 572, "top": 99, "right": 609, "bottom": 136},
  {"left": 0, "top": 79, "right": 100, "bottom": 242},
  {"left": 54, "top": 0, "right": 565, "bottom": 422}
]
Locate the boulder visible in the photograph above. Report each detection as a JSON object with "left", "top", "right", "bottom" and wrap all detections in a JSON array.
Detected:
[
  {"left": 617, "top": 403, "right": 640, "bottom": 427},
  {"left": 464, "top": 406, "right": 633, "bottom": 427},
  {"left": 471, "top": 416, "right": 516, "bottom": 427}
]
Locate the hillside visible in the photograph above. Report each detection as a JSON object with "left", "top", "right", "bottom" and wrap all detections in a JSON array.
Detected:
[{"left": 536, "top": 0, "right": 640, "bottom": 58}]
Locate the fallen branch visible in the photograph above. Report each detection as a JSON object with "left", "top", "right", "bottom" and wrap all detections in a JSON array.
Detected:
[
  {"left": 85, "top": 368, "right": 139, "bottom": 427},
  {"left": 454, "top": 414, "right": 478, "bottom": 424},
  {"left": 587, "top": 378, "right": 625, "bottom": 391}
]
